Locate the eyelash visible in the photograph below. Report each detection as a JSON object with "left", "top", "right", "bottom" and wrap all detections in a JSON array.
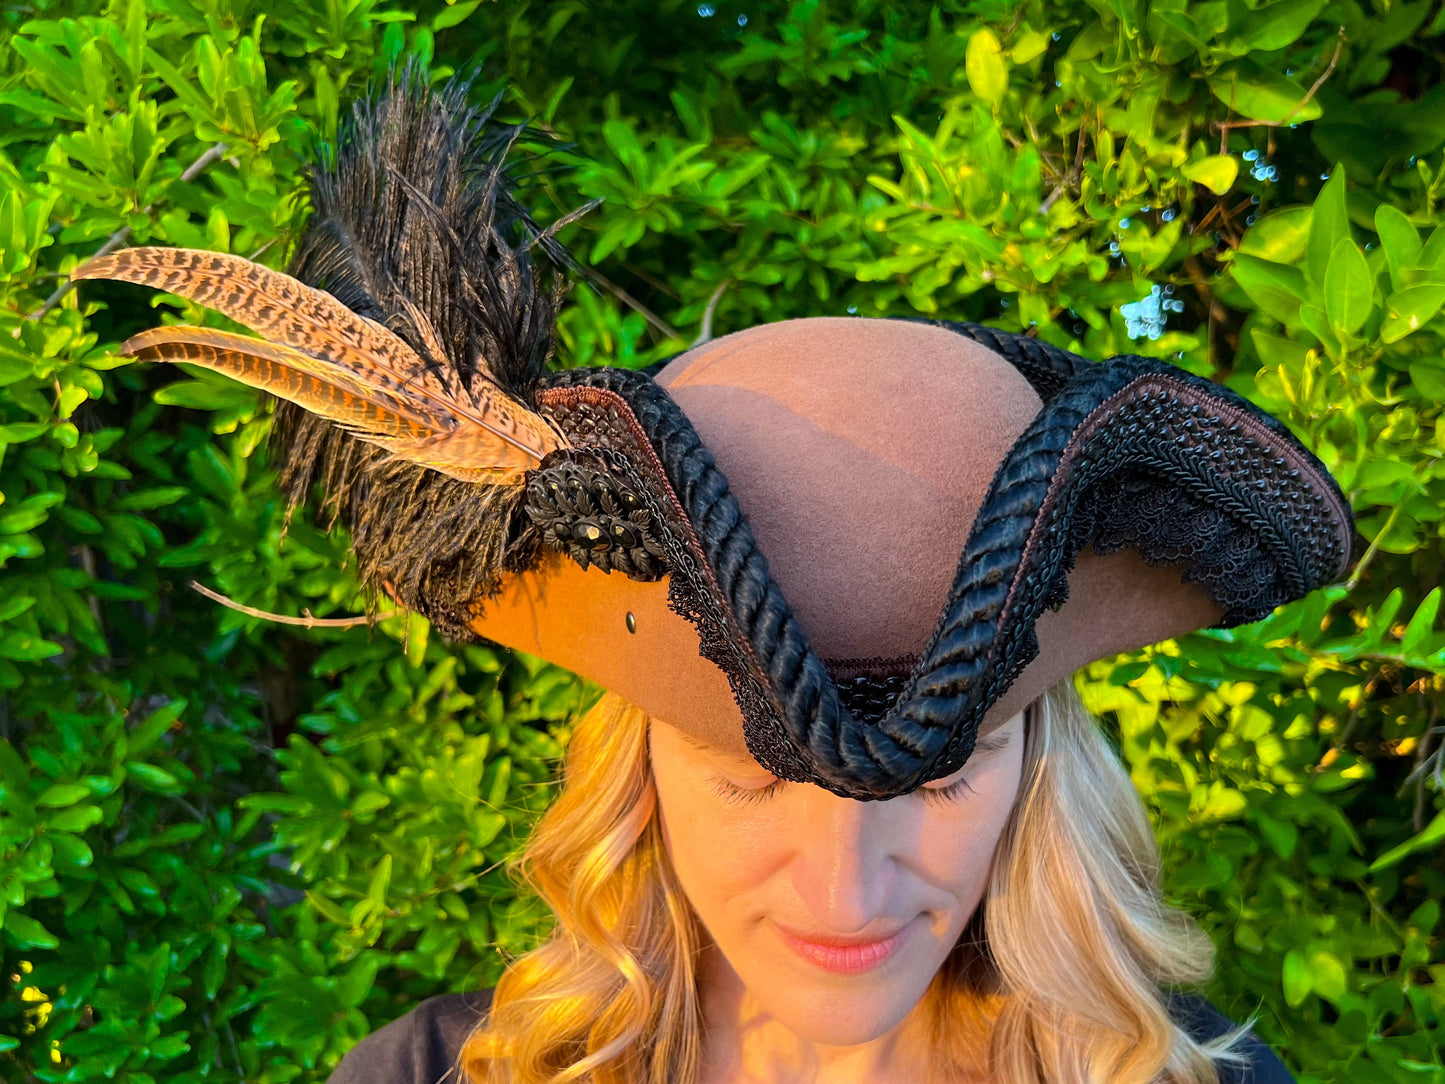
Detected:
[
  {"left": 708, "top": 776, "right": 788, "bottom": 807},
  {"left": 706, "top": 737, "right": 1008, "bottom": 808}
]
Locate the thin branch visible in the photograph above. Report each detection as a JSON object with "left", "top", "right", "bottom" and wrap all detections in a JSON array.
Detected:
[
  {"left": 1346, "top": 500, "right": 1404, "bottom": 591},
  {"left": 25, "top": 142, "right": 227, "bottom": 325},
  {"left": 691, "top": 279, "right": 731, "bottom": 347},
  {"left": 620, "top": 261, "right": 682, "bottom": 301},
  {"left": 72, "top": 543, "right": 110, "bottom": 656},
  {"left": 189, "top": 579, "right": 386, "bottom": 628},
  {"left": 1193, "top": 194, "right": 1256, "bottom": 240},
  {"left": 1411, "top": 699, "right": 1441, "bottom": 832},
  {"left": 1039, "top": 119, "right": 1090, "bottom": 214},
  {"left": 585, "top": 268, "right": 682, "bottom": 340},
  {"left": 246, "top": 237, "right": 280, "bottom": 263},
  {"left": 1213, "top": 29, "right": 1345, "bottom": 153}
]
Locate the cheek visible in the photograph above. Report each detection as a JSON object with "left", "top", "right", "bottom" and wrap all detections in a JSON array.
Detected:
[
  {"left": 651, "top": 756, "right": 780, "bottom": 926},
  {"left": 915, "top": 756, "right": 1024, "bottom": 907}
]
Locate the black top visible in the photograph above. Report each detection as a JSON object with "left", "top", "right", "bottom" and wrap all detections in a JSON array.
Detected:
[{"left": 326, "top": 990, "right": 1295, "bottom": 1083}]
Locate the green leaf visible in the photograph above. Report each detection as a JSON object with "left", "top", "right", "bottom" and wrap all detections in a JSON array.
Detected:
[
  {"left": 1209, "top": 60, "right": 1324, "bottom": 125},
  {"left": 432, "top": 0, "right": 482, "bottom": 30},
  {"left": 1199, "top": 786, "right": 1248, "bottom": 820},
  {"left": 1297, "top": 303, "right": 1337, "bottom": 352},
  {"left": 1238, "top": 0, "right": 1328, "bottom": 51},
  {"left": 1182, "top": 155, "right": 1238, "bottom": 195},
  {"left": 405, "top": 615, "right": 429, "bottom": 669},
  {"left": 1306, "top": 167, "right": 1350, "bottom": 287},
  {"left": 1371, "top": 810, "right": 1445, "bottom": 871},
  {"left": 965, "top": 29, "right": 1008, "bottom": 106},
  {"left": 57, "top": 383, "right": 87, "bottom": 418},
  {"left": 336, "top": 954, "right": 380, "bottom": 1009},
  {"left": 1230, "top": 253, "right": 1305, "bottom": 324},
  {"left": 47, "top": 804, "right": 103, "bottom": 833},
  {"left": 37, "top": 782, "right": 91, "bottom": 808},
  {"left": 50, "top": 832, "right": 93, "bottom": 869},
  {"left": 1375, "top": 204, "right": 1422, "bottom": 291},
  {"left": 1420, "top": 222, "right": 1445, "bottom": 277},
  {"left": 0, "top": 631, "right": 63, "bottom": 661},
  {"left": 1376, "top": 589, "right": 1406, "bottom": 633},
  {"left": 1380, "top": 283, "right": 1445, "bottom": 344},
  {"left": 306, "top": 890, "right": 352, "bottom": 926},
  {"left": 1240, "top": 206, "right": 1312, "bottom": 263},
  {"left": 1322, "top": 237, "right": 1373, "bottom": 334},
  {"left": 1010, "top": 29, "right": 1048, "bottom": 64},
  {"left": 145, "top": 47, "right": 222, "bottom": 129},
  {"left": 1310, "top": 951, "right": 1348, "bottom": 1001},
  {"left": 111, "top": 487, "right": 191, "bottom": 512},
  {"left": 1400, "top": 587, "right": 1441, "bottom": 656},
  {"left": 149, "top": 1035, "right": 191, "bottom": 1060},
  {"left": 0, "top": 593, "right": 36, "bottom": 623},
  {"left": 128, "top": 698, "right": 186, "bottom": 757},
  {"left": 366, "top": 853, "right": 392, "bottom": 910},
  {"left": 125, "top": 762, "right": 183, "bottom": 794},
  {"left": 152, "top": 379, "right": 258, "bottom": 411},
  {"left": 0, "top": 491, "right": 64, "bottom": 535},
  {"left": 1256, "top": 809, "right": 1299, "bottom": 859},
  {"left": 1409, "top": 359, "right": 1445, "bottom": 399},
  {"left": 1282, "top": 947, "right": 1312, "bottom": 1005},
  {"left": 351, "top": 791, "right": 389, "bottom": 817},
  {"left": 4, "top": 911, "right": 59, "bottom": 950}
]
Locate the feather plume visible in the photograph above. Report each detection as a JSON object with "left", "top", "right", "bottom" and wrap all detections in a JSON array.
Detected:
[
  {"left": 268, "top": 64, "right": 579, "bottom": 634},
  {"left": 74, "top": 65, "right": 585, "bottom": 636},
  {"left": 74, "top": 249, "right": 565, "bottom": 483}
]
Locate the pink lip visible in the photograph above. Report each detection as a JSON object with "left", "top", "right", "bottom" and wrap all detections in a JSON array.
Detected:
[{"left": 773, "top": 919, "right": 913, "bottom": 975}]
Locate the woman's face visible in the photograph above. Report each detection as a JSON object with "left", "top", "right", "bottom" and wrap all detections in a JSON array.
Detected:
[{"left": 650, "top": 712, "right": 1026, "bottom": 1047}]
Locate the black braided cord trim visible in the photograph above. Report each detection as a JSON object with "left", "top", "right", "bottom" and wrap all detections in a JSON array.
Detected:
[
  {"left": 525, "top": 331, "right": 1354, "bottom": 799},
  {"left": 889, "top": 352, "right": 1354, "bottom": 790},
  {"left": 531, "top": 372, "right": 817, "bottom": 783}
]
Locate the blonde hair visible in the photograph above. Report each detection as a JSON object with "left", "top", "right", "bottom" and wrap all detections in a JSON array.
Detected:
[{"left": 462, "top": 681, "right": 1247, "bottom": 1084}]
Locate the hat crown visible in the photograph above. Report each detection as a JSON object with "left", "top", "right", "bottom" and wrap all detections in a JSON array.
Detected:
[{"left": 657, "top": 317, "right": 1045, "bottom": 664}]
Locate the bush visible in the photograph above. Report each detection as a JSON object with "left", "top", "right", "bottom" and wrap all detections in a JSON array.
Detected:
[{"left": 1, "top": 1, "right": 1441, "bottom": 1081}]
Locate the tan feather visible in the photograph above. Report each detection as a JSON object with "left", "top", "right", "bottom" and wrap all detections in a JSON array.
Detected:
[
  {"left": 126, "top": 327, "right": 532, "bottom": 484},
  {"left": 74, "top": 247, "right": 566, "bottom": 474},
  {"left": 126, "top": 326, "right": 440, "bottom": 438}
]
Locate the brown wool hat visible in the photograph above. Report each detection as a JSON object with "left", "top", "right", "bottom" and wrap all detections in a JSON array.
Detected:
[
  {"left": 74, "top": 72, "right": 1357, "bottom": 799},
  {"left": 456, "top": 317, "right": 1231, "bottom": 761}
]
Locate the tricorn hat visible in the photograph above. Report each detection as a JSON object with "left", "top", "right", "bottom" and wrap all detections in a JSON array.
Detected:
[{"left": 75, "top": 72, "right": 1356, "bottom": 799}]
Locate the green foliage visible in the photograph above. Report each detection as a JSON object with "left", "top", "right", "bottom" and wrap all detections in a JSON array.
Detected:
[{"left": 1, "top": 0, "right": 1442, "bottom": 1081}]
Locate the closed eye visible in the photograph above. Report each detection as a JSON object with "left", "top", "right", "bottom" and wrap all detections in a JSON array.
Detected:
[
  {"left": 708, "top": 774, "right": 787, "bottom": 806},
  {"left": 707, "top": 731, "right": 1014, "bottom": 808},
  {"left": 918, "top": 731, "right": 1013, "bottom": 807}
]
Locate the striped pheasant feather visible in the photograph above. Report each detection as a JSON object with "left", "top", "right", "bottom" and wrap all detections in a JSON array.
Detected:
[{"left": 74, "top": 247, "right": 566, "bottom": 483}]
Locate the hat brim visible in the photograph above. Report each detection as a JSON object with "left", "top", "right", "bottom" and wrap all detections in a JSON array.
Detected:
[{"left": 452, "top": 318, "right": 1354, "bottom": 798}]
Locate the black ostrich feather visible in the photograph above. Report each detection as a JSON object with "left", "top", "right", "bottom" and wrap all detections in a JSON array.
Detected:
[{"left": 271, "top": 63, "right": 581, "bottom": 637}]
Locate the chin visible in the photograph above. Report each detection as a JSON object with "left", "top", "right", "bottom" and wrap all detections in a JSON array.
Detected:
[{"left": 753, "top": 975, "right": 927, "bottom": 1046}]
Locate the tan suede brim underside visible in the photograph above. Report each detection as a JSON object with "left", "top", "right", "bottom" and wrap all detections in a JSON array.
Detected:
[{"left": 466, "top": 318, "right": 1223, "bottom": 762}]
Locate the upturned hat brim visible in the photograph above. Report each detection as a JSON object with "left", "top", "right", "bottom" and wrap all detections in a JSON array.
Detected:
[
  {"left": 452, "top": 318, "right": 1236, "bottom": 762},
  {"left": 448, "top": 317, "right": 1352, "bottom": 798}
]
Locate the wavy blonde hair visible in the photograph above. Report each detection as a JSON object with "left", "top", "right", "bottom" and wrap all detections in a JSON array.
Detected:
[{"left": 462, "top": 681, "right": 1247, "bottom": 1084}]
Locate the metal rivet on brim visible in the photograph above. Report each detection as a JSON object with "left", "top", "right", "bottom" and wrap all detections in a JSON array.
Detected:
[{"left": 625, "top": 612, "right": 637, "bottom": 634}]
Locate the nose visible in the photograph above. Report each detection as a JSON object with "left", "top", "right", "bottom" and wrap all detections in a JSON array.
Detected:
[{"left": 787, "top": 786, "right": 904, "bottom": 933}]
